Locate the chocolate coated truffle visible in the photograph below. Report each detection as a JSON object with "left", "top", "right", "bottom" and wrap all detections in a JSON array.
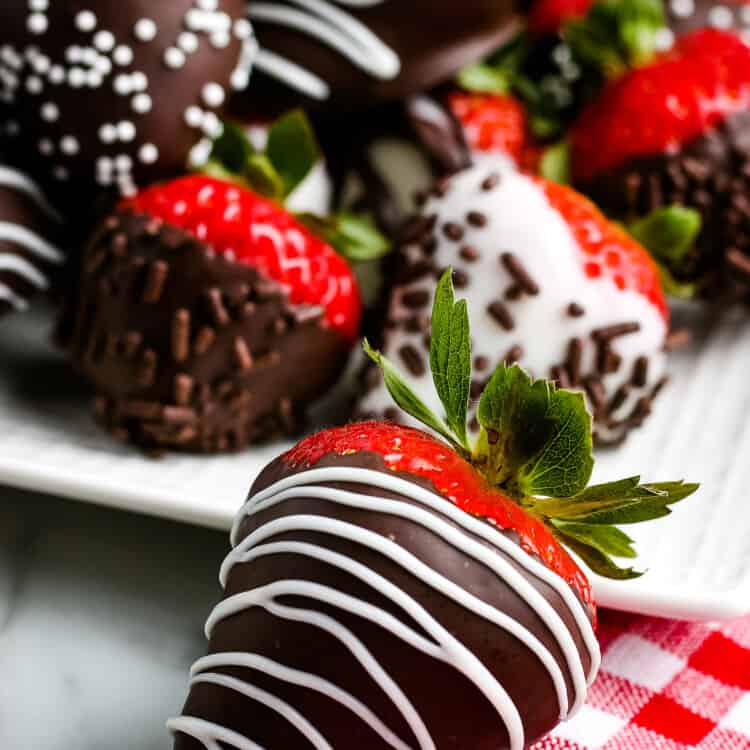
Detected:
[{"left": 0, "top": 0, "right": 254, "bottom": 194}]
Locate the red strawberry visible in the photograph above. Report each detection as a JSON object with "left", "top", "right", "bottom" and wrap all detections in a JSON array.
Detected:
[
  {"left": 448, "top": 91, "right": 539, "bottom": 171},
  {"left": 124, "top": 175, "right": 361, "bottom": 342},
  {"left": 171, "top": 269, "right": 697, "bottom": 750},
  {"left": 571, "top": 29, "right": 750, "bottom": 182},
  {"left": 528, "top": 0, "right": 594, "bottom": 35},
  {"left": 571, "top": 28, "right": 750, "bottom": 300},
  {"left": 359, "top": 165, "right": 669, "bottom": 446},
  {"left": 541, "top": 179, "right": 668, "bottom": 318},
  {"left": 60, "top": 175, "right": 361, "bottom": 454}
]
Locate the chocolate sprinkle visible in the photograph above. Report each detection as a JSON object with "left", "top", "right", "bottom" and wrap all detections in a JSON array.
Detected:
[
  {"left": 466, "top": 211, "right": 488, "bottom": 228},
  {"left": 487, "top": 300, "right": 514, "bottom": 330},
  {"left": 460, "top": 244, "right": 480, "bottom": 262},
  {"left": 481, "top": 172, "right": 500, "bottom": 191},
  {"left": 567, "top": 302, "right": 585, "bottom": 318},
  {"left": 399, "top": 344, "right": 426, "bottom": 376},
  {"left": 442, "top": 222, "right": 465, "bottom": 242},
  {"left": 500, "top": 253, "right": 540, "bottom": 295},
  {"left": 402, "top": 289, "right": 431, "bottom": 309},
  {"left": 591, "top": 322, "right": 640, "bottom": 341}
]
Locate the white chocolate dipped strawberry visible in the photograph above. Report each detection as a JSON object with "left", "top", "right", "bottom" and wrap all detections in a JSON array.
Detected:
[{"left": 359, "top": 165, "right": 671, "bottom": 445}]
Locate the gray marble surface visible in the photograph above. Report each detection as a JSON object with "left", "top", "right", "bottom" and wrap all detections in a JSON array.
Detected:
[{"left": 0, "top": 485, "right": 227, "bottom": 750}]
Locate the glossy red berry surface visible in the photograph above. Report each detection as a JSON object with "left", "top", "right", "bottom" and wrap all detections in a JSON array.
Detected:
[
  {"left": 528, "top": 0, "right": 593, "bottom": 35},
  {"left": 572, "top": 29, "right": 750, "bottom": 182},
  {"left": 285, "top": 420, "right": 595, "bottom": 613},
  {"left": 124, "top": 176, "right": 362, "bottom": 342},
  {"left": 540, "top": 178, "right": 669, "bottom": 320}
]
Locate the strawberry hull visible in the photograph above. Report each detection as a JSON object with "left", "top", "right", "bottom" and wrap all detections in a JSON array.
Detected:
[
  {"left": 576, "top": 108, "right": 750, "bottom": 299},
  {"left": 171, "top": 429, "right": 599, "bottom": 750},
  {"left": 58, "top": 211, "right": 351, "bottom": 453}
]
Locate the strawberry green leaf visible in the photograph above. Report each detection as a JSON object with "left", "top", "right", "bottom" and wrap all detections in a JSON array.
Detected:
[
  {"left": 207, "top": 119, "right": 256, "bottom": 175},
  {"left": 628, "top": 206, "right": 702, "bottom": 265},
  {"left": 554, "top": 532, "right": 644, "bottom": 579},
  {"left": 246, "top": 153, "right": 285, "bottom": 201},
  {"left": 457, "top": 63, "right": 511, "bottom": 95},
  {"left": 298, "top": 212, "right": 391, "bottom": 263},
  {"left": 430, "top": 269, "right": 472, "bottom": 450},
  {"left": 266, "top": 110, "right": 320, "bottom": 197},
  {"left": 362, "top": 339, "right": 462, "bottom": 451},
  {"left": 477, "top": 364, "right": 594, "bottom": 497},
  {"left": 564, "top": 0, "right": 665, "bottom": 76},
  {"left": 540, "top": 141, "right": 570, "bottom": 184},
  {"left": 532, "top": 477, "right": 698, "bottom": 523},
  {"left": 550, "top": 519, "right": 637, "bottom": 558},
  {"left": 657, "top": 265, "right": 698, "bottom": 300}
]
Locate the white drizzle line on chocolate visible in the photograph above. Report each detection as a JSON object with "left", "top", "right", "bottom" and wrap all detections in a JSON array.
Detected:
[
  {"left": 0, "top": 166, "right": 63, "bottom": 309},
  {"left": 249, "top": 0, "right": 400, "bottom": 100},
  {"left": 171, "top": 467, "right": 599, "bottom": 750},
  {"left": 167, "top": 716, "right": 264, "bottom": 750}
]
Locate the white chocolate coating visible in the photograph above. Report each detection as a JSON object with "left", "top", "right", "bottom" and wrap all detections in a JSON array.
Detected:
[{"left": 359, "top": 167, "right": 668, "bottom": 443}]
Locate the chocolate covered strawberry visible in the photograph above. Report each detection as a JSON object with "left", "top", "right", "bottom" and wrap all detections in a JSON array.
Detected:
[
  {"left": 571, "top": 28, "right": 750, "bottom": 300},
  {"left": 169, "top": 270, "right": 696, "bottom": 750},
  {"left": 359, "top": 164, "right": 670, "bottom": 445},
  {"left": 59, "top": 173, "right": 361, "bottom": 453}
]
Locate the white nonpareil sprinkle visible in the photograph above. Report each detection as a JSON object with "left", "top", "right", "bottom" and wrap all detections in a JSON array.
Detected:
[
  {"left": 60, "top": 135, "right": 79, "bottom": 154},
  {"left": 131, "top": 93, "right": 152, "bottom": 113},
  {"left": 40, "top": 101, "right": 58, "bottom": 121},
  {"left": 139, "top": 143, "right": 159, "bottom": 164},
  {"left": 94, "top": 30, "right": 115, "bottom": 52},
  {"left": 38, "top": 138, "right": 54, "bottom": 155},
  {"left": 184, "top": 105, "right": 203, "bottom": 128},
  {"left": 75, "top": 10, "right": 97, "bottom": 32},
  {"left": 164, "top": 47, "right": 186, "bottom": 69},
  {"left": 117, "top": 120, "right": 136, "bottom": 141},
  {"left": 708, "top": 5, "right": 734, "bottom": 28},
  {"left": 113, "top": 45, "right": 134, "bottom": 66},
  {"left": 178, "top": 32, "right": 200, "bottom": 54},
  {"left": 133, "top": 18, "right": 157, "bottom": 42},
  {"left": 202, "top": 81, "right": 225, "bottom": 107},
  {"left": 99, "top": 123, "right": 117, "bottom": 143},
  {"left": 28, "top": 13, "right": 48, "bottom": 34}
]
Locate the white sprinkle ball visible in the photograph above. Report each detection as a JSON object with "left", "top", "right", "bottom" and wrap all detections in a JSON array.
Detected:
[
  {"left": 66, "top": 46, "right": 82, "bottom": 64},
  {"left": 113, "top": 45, "right": 134, "bottom": 66},
  {"left": 48, "top": 65, "right": 65, "bottom": 84},
  {"left": 26, "top": 75, "right": 43, "bottom": 94},
  {"left": 29, "top": 0, "right": 49, "bottom": 10},
  {"left": 202, "top": 81, "right": 225, "bottom": 108},
  {"left": 654, "top": 27, "right": 675, "bottom": 51},
  {"left": 669, "top": 0, "right": 694, "bottom": 18},
  {"left": 40, "top": 101, "right": 58, "bottom": 121},
  {"left": 97, "top": 156, "right": 113, "bottom": 173},
  {"left": 27, "top": 13, "right": 48, "bottom": 35},
  {"left": 708, "top": 6, "right": 734, "bottom": 28},
  {"left": 115, "top": 154, "right": 133, "bottom": 171},
  {"left": 133, "top": 18, "right": 157, "bottom": 42},
  {"left": 52, "top": 165, "right": 69, "bottom": 180},
  {"left": 131, "top": 93, "right": 152, "bottom": 113},
  {"left": 60, "top": 135, "right": 79, "bottom": 154},
  {"left": 113, "top": 74, "right": 132, "bottom": 95},
  {"left": 99, "top": 123, "right": 117, "bottom": 143},
  {"left": 184, "top": 105, "right": 203, "bottom": 128},
  {"left": 233, "top": 18, "right": 253, "bottom": 39},
  {"left": 86, "top": 69, "right": 103, "bottom": 87},
  {"left": 117, "top": 120, "right": 136, "bottom": 141},
  {"left": 197, "top": 0, "right": 218, "bottom": 10},
  {"left": 178, "top": 31, "right": 200, "bottom": 54},
  {"left": 32, "top": 54, "right": 50, "bottom": 74},
  {"left": 164, "top": 47, "right": 186, "bottom": 69},
  {"left": 210, "top": 32, "right": 230, "bottom": 49},
  {"left": 130, "top": 71, "right": 148, "bottom": 91},
  {"left": 201, "top": 111, "right": 222, "bottom": 137},
  {"left": 95, "top": 56, "right": 112, "bottom": 75},
  {"left": 139, "top": 143, "right": 159, "bottom": 164},
  {"left": 230, "top": 68, "right": 249, "bottom": 91},
  {"left": 81, "top": 47, "right": 98, "bottom": 66},
  {"left": 68, "top": 67, "right": 85, "bottom": 87},
  {"left": 6, "top": 120, "right": 19, "bottom": 136},
  {"left": 38, "top": 138, "right": 54, "bottom": 155},
  {"left": 94, "top": 30, "right": 115, "bottom": 52},
  {"left": 75, "top": 10, "right": 97, "bottom": 32}
]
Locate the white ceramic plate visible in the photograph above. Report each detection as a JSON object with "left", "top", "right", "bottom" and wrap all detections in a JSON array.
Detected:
[{"left": 1, "top": 304, "right": 748, "bottom": 622}]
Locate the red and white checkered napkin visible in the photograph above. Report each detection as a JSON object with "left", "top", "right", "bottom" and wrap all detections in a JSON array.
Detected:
[{"left": 531, "top": 611, "right": 750, "bottom": 750}]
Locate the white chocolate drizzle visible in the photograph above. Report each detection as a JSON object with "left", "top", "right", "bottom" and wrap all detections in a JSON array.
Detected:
[
  {"left": 249, "top": 0, "right": 400, "bottom": 100},
  {"left": 0, "top": 165, "right": 63, "bottom": 311},
  {"left": 171, "top": 466, "right": 599, "bottom": 750}
]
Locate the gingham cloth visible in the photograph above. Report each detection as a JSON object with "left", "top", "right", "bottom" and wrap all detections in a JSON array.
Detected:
[{"left": 531, "top": 611, "right": 750, "bottom": 749}]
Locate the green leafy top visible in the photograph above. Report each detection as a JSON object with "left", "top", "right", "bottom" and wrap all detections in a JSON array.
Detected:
[
  {"left": 364, "top": 268, "right": 698, "bottom": 579},
  {"left": 455, "top": 0, "right": 666, "bottom": 140},
  {"left": 203, "top": 111, "right": 391, "bottom": 264}
]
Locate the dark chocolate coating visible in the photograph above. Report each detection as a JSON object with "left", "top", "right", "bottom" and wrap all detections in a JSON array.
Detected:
[
  {"left": 58, "top": 211, "right": 350, "bottom": 453},
  {"left": 576, "top": 109, "right": 750, "bottom": 301},
  {"left": 0, "top": 0, "right": 247, "bottom": 196},
  {"left": 236, "top": 0, "right": 523, "bottom": 117},
  {"left": 173, "top": 450, "right": 595, "bottom": 749}
]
